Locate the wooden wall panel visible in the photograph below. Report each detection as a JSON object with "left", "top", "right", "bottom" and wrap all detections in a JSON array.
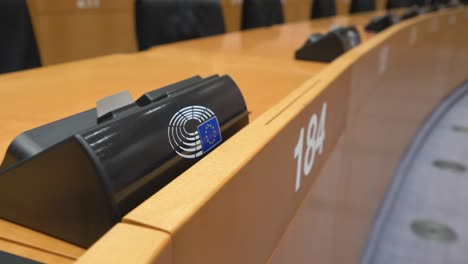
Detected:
[
  {"left": 283, "top": 0, "right": 314, "bottom": 22},
  {"left": 336, "top": 0, "right": 352, "bottom": 15},
  {"left": 125, "top": 64, "right": 351, "bottom": 264},
  {"left": 221, "top": 0, "right": 243, "bottom": 32},
  {"left": 376, "top": 0, "right": 387, "bottom": 10},
  {"left": 268, "top": 9, "right": 468, "bottom": 264},
  {"left": 27, "top": 0, "right": 137, "bottom": 65}
]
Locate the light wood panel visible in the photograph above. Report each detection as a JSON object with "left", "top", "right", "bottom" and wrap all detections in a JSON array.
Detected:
[
  {"left": 337, "top": 0, "right": 352, "bottom": 15},
  {"left": 0, "top": 240, "right": 74, "bottom": 264},
  {"left": 221, "top": 0, "right": 243, "bottom": 32},
  {"left": 0, "top": 219, "right": 83, "bottom": 260},
  {"left": 77, "top": 223, "right": 171, "bottom": 264},
  {"left": 283, "top": 0, "right": 314, "bottom": 22},
  {"left": 269, "top": 9, "right": 468, "bottom": 263},
  {"left": 27, "top": 0, "right": 138, "bottom": 65},
  {"left": 377, "top": 0, "right": 387, "bottom": 10}
]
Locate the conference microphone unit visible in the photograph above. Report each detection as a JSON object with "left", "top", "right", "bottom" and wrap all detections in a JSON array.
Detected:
[
  {"left": 295, "top": 26, "right": 361, "bottom": 62},
  {"left": 0, "top": 75, "right": 249, "bottom": 247},
  {"left": 365, "top": 13, "right": 399, "bottom": 33}
]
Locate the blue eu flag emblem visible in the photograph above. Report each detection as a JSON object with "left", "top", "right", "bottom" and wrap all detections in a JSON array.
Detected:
[{"left": 197, "top": 116, "right": 222, "bottom": 153}]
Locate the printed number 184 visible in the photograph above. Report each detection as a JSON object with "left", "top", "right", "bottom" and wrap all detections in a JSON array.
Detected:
[{"left": 294, "top": 102, "right": 327, "bottom": 192}]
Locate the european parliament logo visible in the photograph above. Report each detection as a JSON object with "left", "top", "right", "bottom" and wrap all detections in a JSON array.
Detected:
[{"left": 168, "top": 105, "right": 222, "bottom": 159}]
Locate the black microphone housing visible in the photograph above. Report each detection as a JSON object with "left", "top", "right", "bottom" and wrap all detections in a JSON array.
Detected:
[
  {"left": 0, "top": 75, "right": 249, "bottom": 247},
  {"left": 365, "top": 13, "right": 399, "bottom": 33},
  {"left": 295, "top": 26, "right": 361, "bottom": 62}
]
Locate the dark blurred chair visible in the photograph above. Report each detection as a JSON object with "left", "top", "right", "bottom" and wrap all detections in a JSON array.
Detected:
[
  {"left": 350, "top": 0, "right": 376, "bottom": 13},
  {"left": 241, "top": 0, "right": 284, "bottom": 30},
  {"left": 386, "top": 0, "right": 418, "bottom": 8},
  {"left": 0, "top": 0, "right": 41, "bottom": 74},
  {"left": 311, "top": 0, "right": 336, "bottom": 19},
  {"left": 415, "top": 0, "right": 429, "bottom": 5},
  {"left": 135, "top": 0, "right": 225, "bottom": 50},
  {"left": 430, "top": 0, "right": 450, "bottom": 5}
]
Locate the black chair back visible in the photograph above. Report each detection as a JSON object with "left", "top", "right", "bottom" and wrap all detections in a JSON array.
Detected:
[
  {"left": 241, "top": 0, "right": 284, "bottom": 30},
  {"left": 387, "top": 0, "right": 418, "bottom": 8},
  {"left": 311, "top": 0, "right": 336, "bottom": 19},
  {"left": 350, "top": 0, "right": 376, "bottom": 13},
  {"left": 135, "top": 0, "right": 225, "bottom": 50},
  {"left": 0, "top": 0, "right": 41, "bottom": 74}
]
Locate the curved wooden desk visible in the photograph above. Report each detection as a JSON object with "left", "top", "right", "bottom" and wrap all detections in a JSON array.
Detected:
[{"left": 0, "top": 7, "right": 466, "bottom": 264}]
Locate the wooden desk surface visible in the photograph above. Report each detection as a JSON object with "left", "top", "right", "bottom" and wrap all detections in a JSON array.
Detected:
[
  {"left": 0, "top": 47, "right": 323, "bottom": 263},
  {"left": 156, "top": 10, "right": 388, "bottom": 59}
]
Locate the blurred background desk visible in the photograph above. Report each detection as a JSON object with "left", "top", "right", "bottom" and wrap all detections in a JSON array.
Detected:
[{"left": 1, "top": 0, "right": 410, "bottom": 73}]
